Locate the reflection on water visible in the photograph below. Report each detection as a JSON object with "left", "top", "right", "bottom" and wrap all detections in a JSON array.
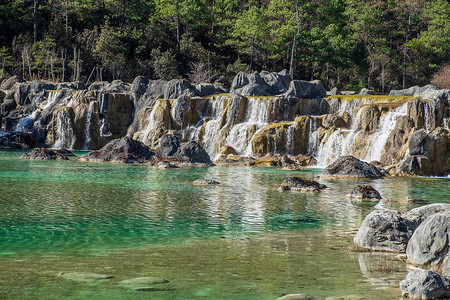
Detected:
[{"left": 0, "top": 150, "right": 448, "bottom": 299}]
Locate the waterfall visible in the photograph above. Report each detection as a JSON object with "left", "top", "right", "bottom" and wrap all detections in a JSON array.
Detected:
[
  {"left": 364, "top": 104, "right": 407, "bottom": 162},
  {"left": 423, "top": 102, "right": 430, "bottom": 132},
  {"left": 83, "top": 101, "right": 96, "bottom": 150},
  {"left": 54, "top": 108, "right": 73, "bottom": 149},
  {"left": 226, "top": 98, "right": 269, "bottom": 156},
  {"left": 140, "top": 101, "right": 162, "bottom": 142},
  {"left": 285, "top": 124, "right": 295, "bottom": 156},
  {"left": 316, "top": 129, "right": 358, "bottom": 167},
  {"left": 308, "top": 118, "right": 319, "bottom": 156}
]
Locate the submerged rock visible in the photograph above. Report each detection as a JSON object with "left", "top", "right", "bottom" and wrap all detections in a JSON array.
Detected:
[
  {"left": 353, "top": 210, "right": 415, "bottom": 252},
  {"left": 119, "top": 277, "right": 169, "bottom": 291},
  {"left": 322, "top": 156, "right": 384, "bottom": 178},
  {"left": 81, "top": 137, "right": 155, "bottom": 163},
  {"left": 277, "top": 294, "right": 314, "bottom": 300},
  {"left": 58, "top": 272, "right": 113, "bottom": 283},
  {"left": 399, "top": 269, "right": 450, "bottom": 299},
  {"left": 346, "top": 185, "right": 382, "bottom": 200},
  {"left": 21, "top": 148, "right": 73, "bottom": 160},
  {"left": 278, "top": 176, "right": 326, "bottom": 192},
  {"left": 193, "top": 179, "right": 220, "bottom": 185}
]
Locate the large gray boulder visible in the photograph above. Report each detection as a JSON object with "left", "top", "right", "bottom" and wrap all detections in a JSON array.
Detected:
[
  {"left": 14, "top": 80, "right": 56, "bottom": 106},
  {"left": 404, "top": 203, "right": 450, "bottom": 226},
  {"left": 359, "top": 88, "right": 374, "bottom": 95},
  {"left": 284, "top": 80, "right": 326, "bottom": 98},
  {"left": 399, "top": 269, "right": 450, "bottom": 299},
  {"left": 230, "top": 70, "right": 291, "bottom": 96},
  {"left": 409, "top": 129, "right": 432, "bottom": 156},
  {"left": 0, "top": 75, "right": 25, "bottom": 90},
  {"left": 164, "top": 79, "right": 198, "bottom": 99},
  {"left": 56, "top": 81, "right": 86, "bottom": 90},
  {"left": 195, "top": 83, "right": 227, "bottom": 96},
  {"left": 157, "top": 134, "right": 213, "bottom": 165},
  {"left": 406, "top": 213, "right": 450, "bottom": 267},
  {"left": 353, "top": 210, "right": 416, "bottom": 252},
  {"left": 81, "top": 137, "right": 155, "bottom": 163},
  {"left": 105, "top": 80, "right": 130, "bottom": 93},
  {"left": 322, "top": 156, "right": 384, "bottom": 178}
]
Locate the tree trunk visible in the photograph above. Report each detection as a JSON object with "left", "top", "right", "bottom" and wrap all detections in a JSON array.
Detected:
[
  {"left": 289, "top": 4, "right": 301, "bottom": 79},
  {"left": 250, "top": 38, "right": 254, "bottom": 72},
  {"left": 176, "top": 15, "right": 180, "bottom": 50},
  {"left": 63, "top": 5, "right": 69, "bottom": 82},
  {"left": 33, "top": 0, "right": 39, "bottom": 44}
]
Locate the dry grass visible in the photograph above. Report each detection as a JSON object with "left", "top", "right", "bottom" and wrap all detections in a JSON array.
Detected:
[{"left": 431, "top": 65, "right": 450, "bottom": 89}]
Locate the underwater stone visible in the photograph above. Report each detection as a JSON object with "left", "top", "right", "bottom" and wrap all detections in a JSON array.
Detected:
[
  {"left": 346, "top": 185, "right": 382, "bottom": 200},
  {"left": 58, "top": 272, "right": 113, "bottom": 283}
]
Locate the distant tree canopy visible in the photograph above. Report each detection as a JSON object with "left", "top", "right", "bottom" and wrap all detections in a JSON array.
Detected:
[{"left": 0, "top": 0, "right": 449, "bottom": 91}]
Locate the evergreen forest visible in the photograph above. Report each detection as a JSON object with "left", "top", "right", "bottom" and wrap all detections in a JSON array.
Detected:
[{"left": 0, "top": 0, "right": 449, "bottom": 92}]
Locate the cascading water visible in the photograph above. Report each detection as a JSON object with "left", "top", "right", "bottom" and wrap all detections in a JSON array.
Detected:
[
  {"left": 423, "top": 101, "right": 430, "bottom": 132},
  {"left": 83, "top": 101, "right": 96, "bottom": 150},
  {"left": 364, "top": 103, "right": 408, "bottom": 162},
  {"left": 54, "top": 108, "right": 73, "bottom": 149},
  {"left": 285, "top": 124, "right": 295, "bottom": 156},
  {"left": 226, "top": 98, "right": 269, "bottom": 156}
]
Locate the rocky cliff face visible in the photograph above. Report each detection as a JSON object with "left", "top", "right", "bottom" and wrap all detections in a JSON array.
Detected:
[{"left": 1, "top": 72, "right": 448, "bottom": 176}]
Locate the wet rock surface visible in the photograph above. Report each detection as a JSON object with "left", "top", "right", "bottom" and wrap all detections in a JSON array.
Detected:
[
  {"left": 81, "top": 137, "right": 155, "bottom": 163},
  {"left": 278, "top": 176, "right": 326, "bottom": 192},
  {"left": 21, "top": 148, "right": 74, "bottom": 160},
  {"left": 118, "top": 277, "right": 169, "bottom": 291},
  {"left": 322, "top": 156, "right": 384, "bottom": 178},
  {"left": 346, "top": 185, "right": 382, "bottom": 200}
]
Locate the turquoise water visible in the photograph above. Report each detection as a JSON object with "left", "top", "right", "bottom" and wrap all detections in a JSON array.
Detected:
[{"left": 0, "top": 150, "right": 448, "bottom": 299}]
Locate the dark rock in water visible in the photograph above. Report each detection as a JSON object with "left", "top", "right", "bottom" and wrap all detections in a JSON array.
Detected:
[
  {"left": 157, "top": 134, "right": 181, "bottom": 157},
  {"left": 157, "top": 162, "right": 178, "bottom": 169},
  {"left": 400, "top": 155, "right": 433, "bottom": 176},
  {"left": 406, "top": 213, "right": 450, "bottom": 267},
  {"left": 193, "top": 179, "right": 220, "bottom": 185},
  {"left": 353, "top": 210, "right": 415, "bottom": 252},
  {"left": 404, "top": 203, "right": 450, "bottom": 226},
  {"left": 81, "top": 137, "right": 155, "bottom": 163},
  {"left": 21, "top": 148, "right": 73, "bottom": 160},
  {"left": 346, "top": 185, "right": 382, "bottom": 200},
  {"left": 284, "top": 80, "right": 326, "bottom": 98},
  {"left": 279, "top": 176, "right": 326, "bottom": 192},
  {"left": 0, "top": 131, "right": 33, "bottom": 149},
  {"left": 322, "top": 156, "right": 384, "bottom": 178},
  {"left": 175, "top": 141, "right": 212, "bottom": 165},
  {"left": 359, "top": 88, "right": 374, "bottom": 95},
  {"left": 157, "top": 134, "right": 213, "bottom": 165},
  {"left": 59, "top": 272, "right": 113, "bottom": 284},
  {"left": 399, "top": 269, "right": 450, "bottom": 299}
]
